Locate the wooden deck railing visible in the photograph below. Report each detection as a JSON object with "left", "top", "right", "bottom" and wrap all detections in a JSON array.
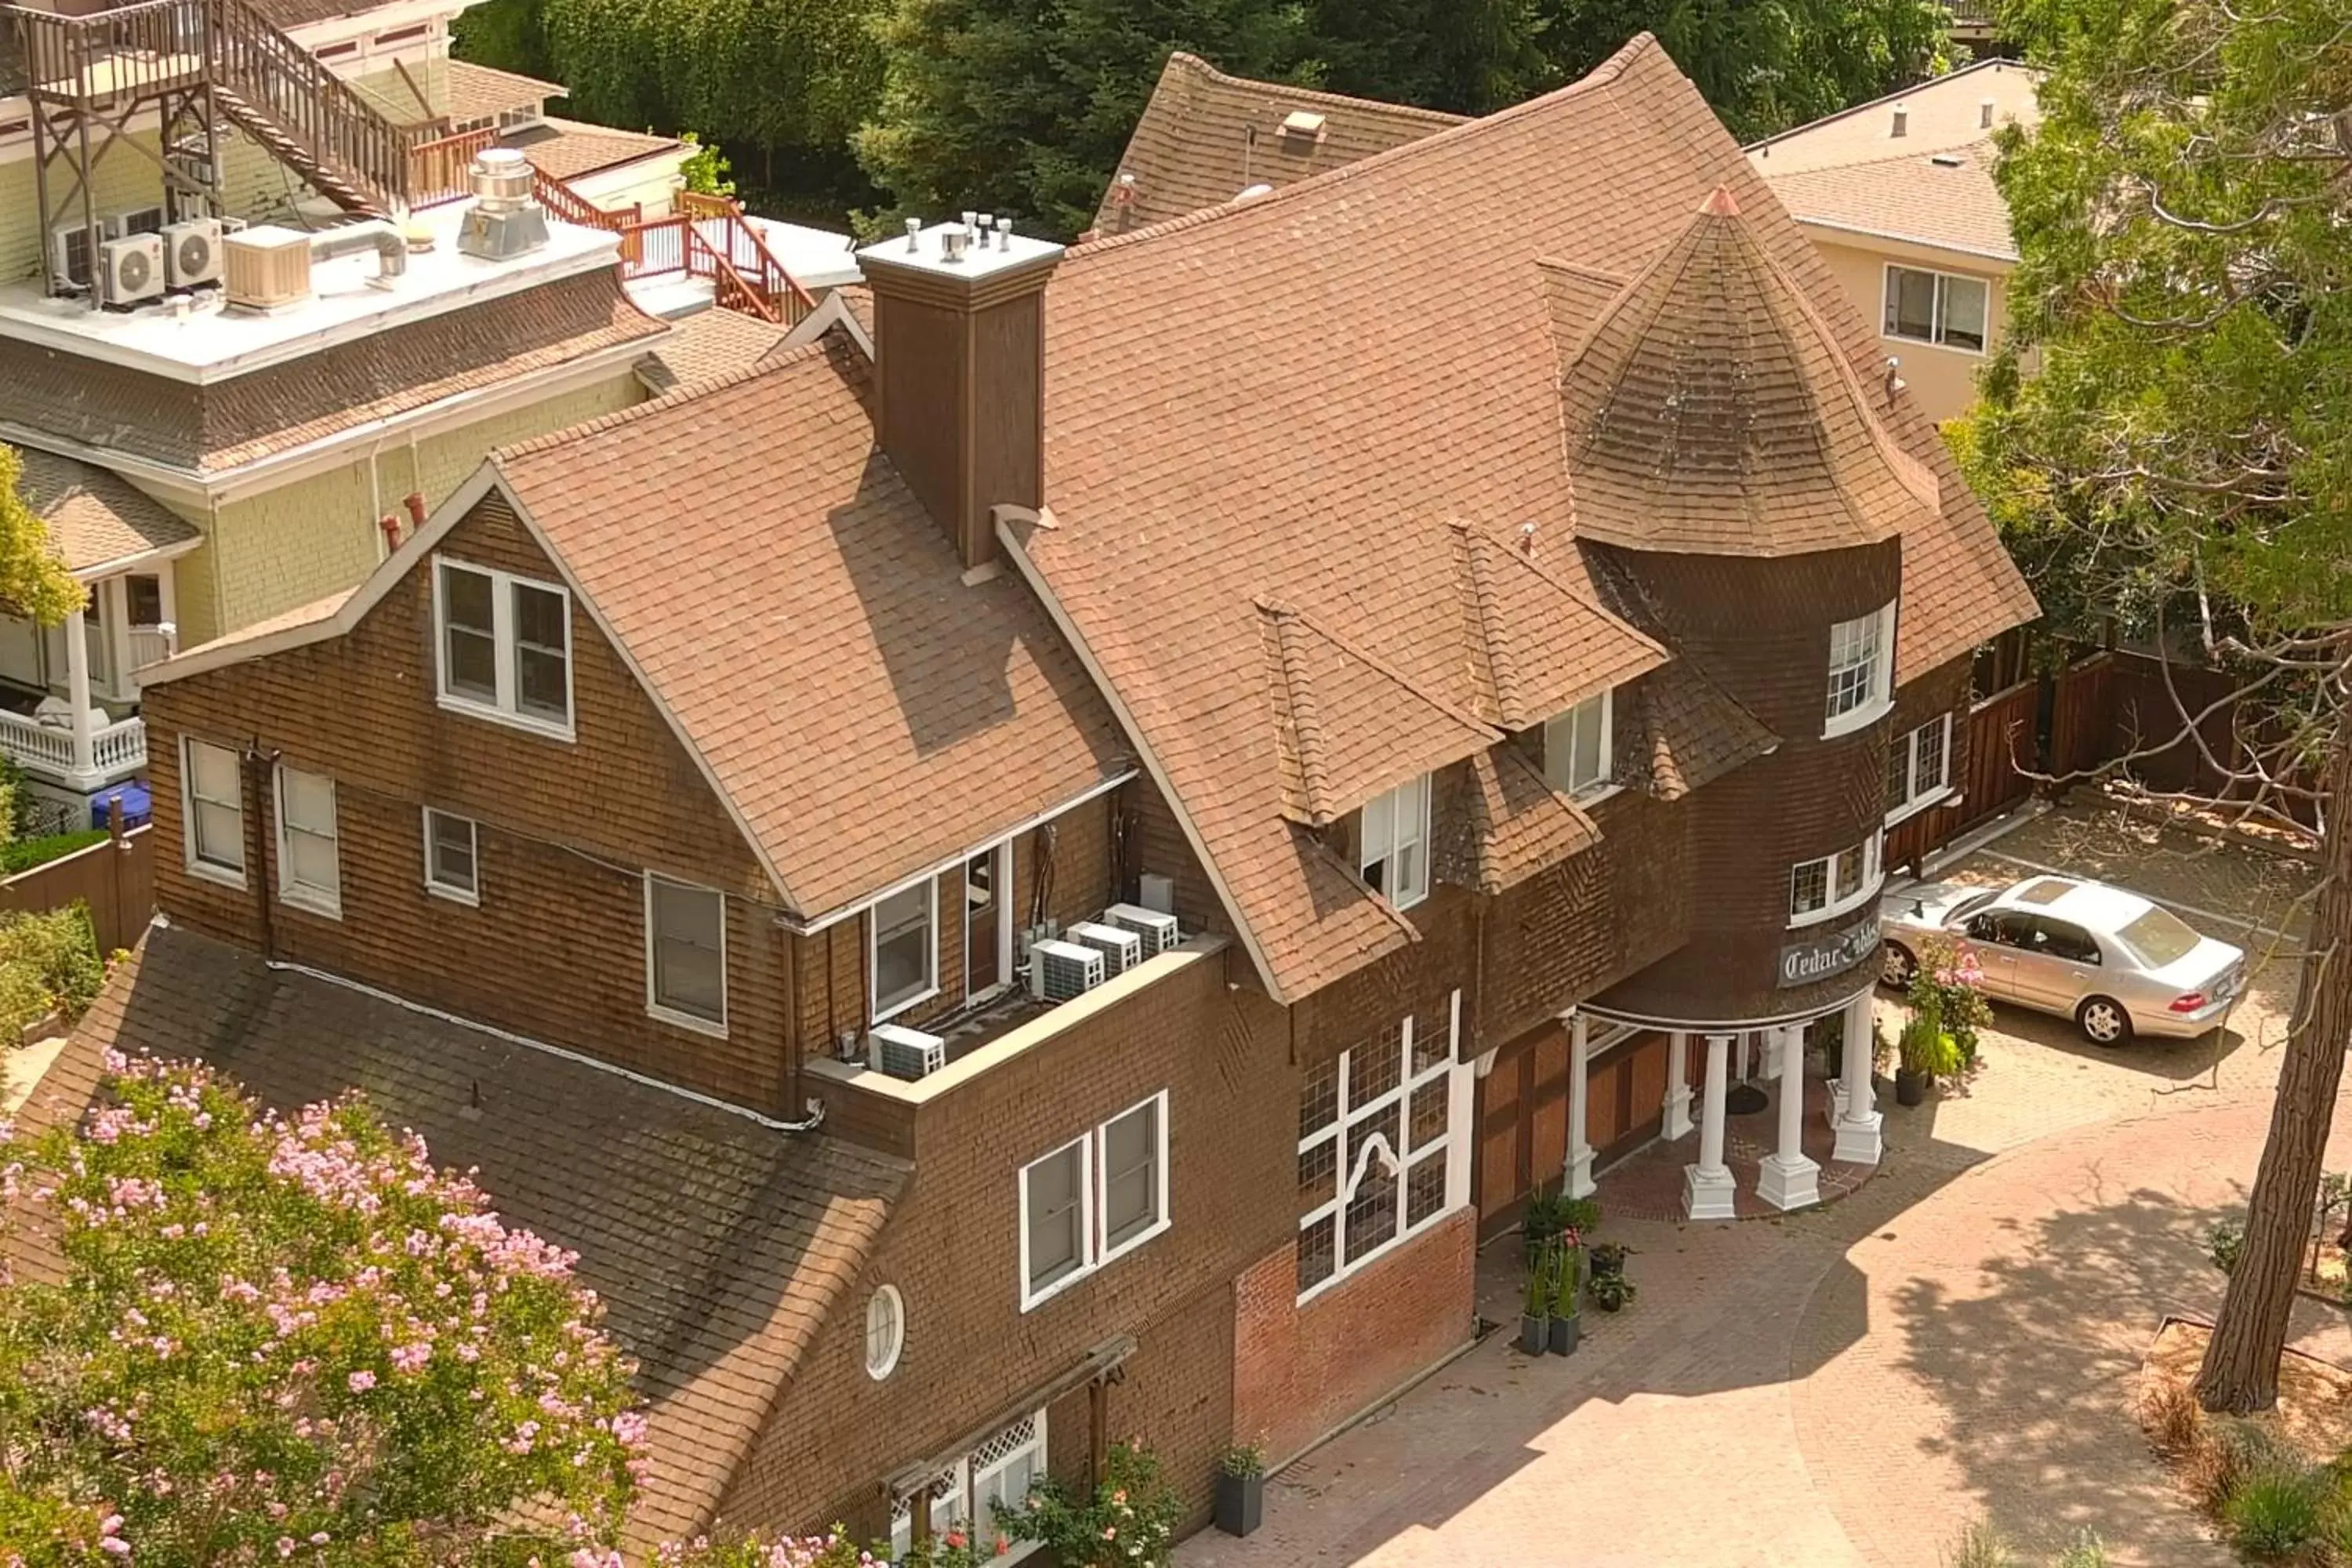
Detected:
[{"left": 408, "top": 125, "right": 495, "bottom": 207}]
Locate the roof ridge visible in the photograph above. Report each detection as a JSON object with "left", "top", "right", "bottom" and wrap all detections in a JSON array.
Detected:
[
  {"left": 1448, "top": 521, "right": 1522, "bottom": 728},
  {"left": 1257, "top": 597, "right": 1338, "bottom": 825},
  {"left": 1160, "top": 49, "right": 1472, "bottom": 128},
  {"left": 494, "top": 325, "right": 852, "bottom": 464},
  {"left": 1068, "top": 33, "right": 1665, "bottom": 263},
  {"left": 1767, "top": 136, "right": 1998, "bottom": 178}
]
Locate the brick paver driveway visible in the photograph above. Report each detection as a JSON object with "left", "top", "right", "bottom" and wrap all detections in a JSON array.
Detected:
[{"left": 1179, "top": 804, "right": 2340, "bottom": 1568}]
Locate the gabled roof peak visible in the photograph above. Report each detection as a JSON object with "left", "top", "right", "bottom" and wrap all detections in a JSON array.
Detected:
[{"left": 1700, "top": 183, "right": 1740, "bottom": 217}]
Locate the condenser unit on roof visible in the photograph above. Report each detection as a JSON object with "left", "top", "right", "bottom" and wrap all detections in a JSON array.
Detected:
[
  {"left": 100, "top": 233, "right": 165, "bottom": 307},
  {"left": 1103, "top": 902, "right": 1180, "bottom": 957},
  {"left": 1068, "top": 920, "right": 1143, "bottom": 976},
  {"left": 1029, "top": 938, "right": 1105, "bottom": 1004},
  {"left": 868, "top": 1022, "right": 948, "bottom": 1081},
  {"left": 163, "top": 216, "right": 223, "bottom": 288}
]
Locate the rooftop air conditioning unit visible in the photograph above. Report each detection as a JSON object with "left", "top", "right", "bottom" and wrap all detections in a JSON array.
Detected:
[
  {"left": 163, "top": 216, "right": 223, "bottom": 289},
  {"left": 1029, "top": 938, "right": 1105, "bottom": 1004},
  {"left": 1103, "top": 902, "right": 1180, "bottom": 958},
  {"left": 1068, "top": 920, "right": 1144, "bottom": 976},
  {"left": 223, "top": 225, "right": 314, "bottom": 312},
  {"left": 1137, "top": 873, "right": 1175, "bottom": 916},
  {"left": 49, "top": 222, "right": 98, "bottom": 289},
  {"left": 100, "top": 233, "right": 164, "bottom": 307},
  {"left": 868, "top": 1022, "right": 948, "bottom": 1081}
]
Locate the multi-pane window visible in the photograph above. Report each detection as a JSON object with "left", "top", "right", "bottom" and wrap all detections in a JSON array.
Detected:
[
  {"left": 1359, "top": 773, "right": 1431, "bottom": 909},
  {"left": 181, "top": 738, "right": 245, "bottom": 884},
  {"left": 1297, "top": 1010, "right": 1454, "bottom": 1301},
  {"left": 1883, "top": 264, "right": 1991, "bottom": 353},
  {"left": 273, "top": 764, "right": 340, "bottom": 917},
  {"left": 421, "top": 808, "right": 479, "bottom": 903},
  {"left": 1543, "top": 688, "right": 1613, "bottom": 799},
  {"left": 1824, "top": 603, "right": 1896, "bottom": 733},
  {"left": 434, "top": 559, "right": 573, "bottom": 736},
  {"left": 1886, "top": 714, "right": 1954, "bottom": 822},
  {"left": 644, "top": 873, "right": 726, "bottom": 1031},
  {"left": 1788, "top": 831, "right": 1884, "bottom": 926},
  {"left": 869, "top": 878, "right": 936, "bottom": 1021},
  {"left": 1018, "top": 1090, "right": 1169, "bottom": 1310},
  {"left": 891, "top": 1411, "right": 1047, "bottom": 1563}
]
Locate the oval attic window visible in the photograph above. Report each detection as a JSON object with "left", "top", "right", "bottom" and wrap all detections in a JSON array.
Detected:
[{"left": 865, "top": 1285, "right": 905, "bottom": 1381}]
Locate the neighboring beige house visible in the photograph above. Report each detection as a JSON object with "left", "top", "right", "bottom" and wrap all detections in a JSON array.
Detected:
[{"left": 1748, "top": 58, "right": 2042, "bottom": 425}]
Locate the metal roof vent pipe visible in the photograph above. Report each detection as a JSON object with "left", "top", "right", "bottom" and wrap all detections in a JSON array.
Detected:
[
  {"left": 941, "top": 225, "right": 972, "bottom": 263},
  {"left": 1891, "top": 101, "right": 1909, "bottom": 138},
  {"left": 309, "top": 219, "right": 408, "bottom": 285},
  {"left": 457, "top": 148, "right": 550, "bottom": 261}
]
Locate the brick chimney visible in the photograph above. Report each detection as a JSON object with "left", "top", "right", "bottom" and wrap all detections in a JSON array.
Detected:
[{"left": 856, "top": 218, "right": 1065, "bottom": 570}]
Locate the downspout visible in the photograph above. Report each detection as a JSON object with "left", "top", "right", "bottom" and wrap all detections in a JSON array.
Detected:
[
  {"left": 775, "top": 913, "right": 802, "bottom": 1125},
  {"left": 243, "top": 739, "right": 278, "bottom": 962}
]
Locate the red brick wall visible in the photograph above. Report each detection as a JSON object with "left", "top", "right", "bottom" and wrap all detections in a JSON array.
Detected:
[
  {"left": 1232, "top": 1207, "right": 1476, "bottom": 1468},
  {"left": 719, "top": 949, "right": 1293, "bottom": 1539}
]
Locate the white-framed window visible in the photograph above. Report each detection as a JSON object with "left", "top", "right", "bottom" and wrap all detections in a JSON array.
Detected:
[
  {"left": 1885, "top": 713, "right": 1954, "bottom": 825},
  {"left": 1542, "top": 688, "right": 1614, "bottom": 800},
  {"left": 864, "top": 1285, "right": 905, "bottom": 1381},
  {"left": 180, "top": 737, "right": 245, "bottom": 887},
  {"left": 1824, "top": 602, "right": 1896, "bottom": 735},
  {"left": 433, "top": 557, "right": 575, "bottom": 739},
  {"left": 1360, "top": 773, "right": 1431, "bottom": 909},
  {"left": 1882, "top": 264, "right": 1990, "bottom": 354},
  {"left": 890, "top": 1410, "right": 1047, "bottom": 1563},
  {"left": 273, "top": 764, "right": 341, "bottom": 918},
  {"left": 1018, "top": 1089, "right": 1170, "bottom": 1311},
  {"left": 869, "top": 877, "right": 938, "bottom": 1022},
  {"left": 1788, "top": 830, "right": 1885, "bottom": 927},
  {"left": 1296, "top": 1013, "right": 1454, "bottom": 1302},
  {"left": 644, "top": 873, "right": 726, "bottom": 1034},
  {"left": 421, "top": 808, "right": 480, "bottom": 905}
]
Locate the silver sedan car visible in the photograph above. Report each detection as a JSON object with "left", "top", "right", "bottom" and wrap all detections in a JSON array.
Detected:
[{"left": 1878, "top": 875, "right": 2245, "bottom": 1045}]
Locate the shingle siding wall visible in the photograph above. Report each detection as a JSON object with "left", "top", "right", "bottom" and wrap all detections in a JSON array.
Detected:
[
  {"left": 144, "top": 491, "right": 794, "bottom": 1110},
  {"left": 720, "top": 951, "right": 1293, "bottom": 1539}
]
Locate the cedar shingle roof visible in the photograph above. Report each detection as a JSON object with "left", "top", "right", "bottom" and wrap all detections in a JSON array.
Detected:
[
  {"left": 10, "top": 447, "right": 198, "bottom": 573},
  {"left": 1022, "top": 34, "right": 2034, "bottom": 1001},
  {"left": 12, "top": 927, "right": 906, "bottom": 1553},
  {"left": 1764, "top": 143, "right": 2020, "bottom": 260},
  {"left": 502, "top": 118, "right": 684, "bottom": 184},
  {"left": 0, "top": 269, "right": 664, "bottom": 477},
  {"left": 1094, "top": 51, "right": 1465, "bottom": 234},
  {"left": 1555, "top": 185, "right": 1943, "bottom": 557},
  {"left": 1447, "top": 746, "right": 1601, "bottom": 896},
  {"left": 635, "top": 307, "right": 796, "bottom": 395},
  {"left": 494, "top": 332, "right": 1131, "bottom": 919}
]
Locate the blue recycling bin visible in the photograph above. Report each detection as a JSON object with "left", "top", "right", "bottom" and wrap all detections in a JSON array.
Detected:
[{"left": 91, "top": 781, "right": 152, "bottom": 830}]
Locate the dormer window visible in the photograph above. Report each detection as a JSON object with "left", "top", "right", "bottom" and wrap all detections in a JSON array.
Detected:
[
  {"left": 1542, "top": 688, "right": 1613, "bottom": 800},
  {"left": 1824, "top": 603, "right": 1896, "bottom": 738},
  {"left": 1360, "top": 775, "right": 1431, "bottom": 910}
]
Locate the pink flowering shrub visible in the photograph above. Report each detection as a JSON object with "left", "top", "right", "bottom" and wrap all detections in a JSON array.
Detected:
[
  {"left": 0, "top": 1054, "right": 648, "bottom": 1567},
  {"left": 999, "top": 1443, "right": 1181, "bottom": 1566},
  {"left": 1907, "top": 933, "right": 1993, "bottom": 1072}
]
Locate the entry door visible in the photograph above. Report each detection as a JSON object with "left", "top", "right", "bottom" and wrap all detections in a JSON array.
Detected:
[{"left": 964, "top": 846, "right": 1005, "bottom": 999}]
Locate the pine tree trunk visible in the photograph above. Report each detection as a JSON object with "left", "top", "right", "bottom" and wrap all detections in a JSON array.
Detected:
[{"left": 2195, "top": 723, "right": 2352, "bottom": 1413}]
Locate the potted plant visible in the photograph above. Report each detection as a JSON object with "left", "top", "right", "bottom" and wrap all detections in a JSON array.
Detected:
[
  {"left": 1519, "top": 1243, "right": 1552, "bottom": 1355},
  {"left": 1214, "top": 1442, "right": 1265, "bottom": 1537},
  {"left": 1548, "top": 1231, "right": 1582, "bottom": 1355},
  {"left": 1588, "top": 1240, "right": 1628, "bottom": 1282},
  {"left": 1522, "top": 1188, "right": 1570, "bottom": 1271}
]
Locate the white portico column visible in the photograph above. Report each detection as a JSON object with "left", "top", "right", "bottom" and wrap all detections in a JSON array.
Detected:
[
  {"left": 1834, "top": 990, "right": 1885, "bottom": 1165},
  {"left": 1682, "top": 1033, "right": 1737, "bottom": 1221},
  {"left": 64, "top": 603, "right": 95, "bottom": 789},
  {"left": 1566, "top": 1012, "right": 1595, "bottom": 1198},
  {"left": 1757, "top": 1022, "right": 1822, "bottom": 1211},
  {"left": 1664, "top": 1031, "right": 1693, "bottom": 1140}
]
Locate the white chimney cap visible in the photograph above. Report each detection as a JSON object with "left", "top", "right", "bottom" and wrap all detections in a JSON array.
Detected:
[{"left": 857, "top": 220, "right": 1064, "bottom": 281}]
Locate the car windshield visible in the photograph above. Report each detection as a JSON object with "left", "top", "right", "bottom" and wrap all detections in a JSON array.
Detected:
[
  {"left": 1945, "top": 891, "right": 1998, "bottom": 924},
  {"left": 2114, "top": 906, "right": 2202, "bottom": 968}
]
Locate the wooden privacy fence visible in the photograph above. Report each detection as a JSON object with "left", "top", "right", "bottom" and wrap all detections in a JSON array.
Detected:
[{"left": 0, "top": 822, "right": 153, "bottom": 954}]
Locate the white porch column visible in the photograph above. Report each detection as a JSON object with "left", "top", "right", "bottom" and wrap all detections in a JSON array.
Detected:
[
  {"left": 64, "top": 603, "right": 95, "bottom": 788},
  {"left": 1682, "top": 1033, "right": 1737, "bottom": 1221},
  {"left": 1834, "top": 990, "right": 1885, "bottom": 1165},
  {"left": 1757, "top": 1022, "right": 1821, "bottom": 1210},
  {"left": 1664, "top": 1030, "right": 1693, "bottom": 1140},
  {"left": 1566, "top": 1011, "right": 1595, "bottom": 1198}
]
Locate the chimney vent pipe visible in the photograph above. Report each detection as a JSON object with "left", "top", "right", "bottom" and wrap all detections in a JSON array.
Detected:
[
  {"left": 995, "top": 216, "right": 1013, "bottom": 246},
  {"left": 1891, "top": 102, "right": 1908, "bottom": 137},
  {"left": 977, "top": 212, "right": 995, "bottom": 249},
  {"left": 942, "top": 226, "right": 971, "bottom": 263},
  {"left": 904, "top": 217, "right": 922, "bottom": 252}
]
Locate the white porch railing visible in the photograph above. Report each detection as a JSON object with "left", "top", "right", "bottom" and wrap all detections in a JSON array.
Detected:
[
  {"left": 129, "top": 625, "right": 177, "bottom": 673},
  {"left": 0, "top": 710, "right": 146, "bottom": 784}
]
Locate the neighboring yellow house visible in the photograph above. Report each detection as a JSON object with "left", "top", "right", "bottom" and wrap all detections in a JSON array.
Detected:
[{"left": 1748, "top": 58, "right": 2042, "bottom": 425}]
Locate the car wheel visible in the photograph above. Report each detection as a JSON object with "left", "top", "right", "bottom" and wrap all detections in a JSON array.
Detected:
[
  {"left": 1880, "top": 942, "right": 1916, "bottom": 990},
  {"left": 2077, "top": 996, "right": 2132, "bottom": 1047}
]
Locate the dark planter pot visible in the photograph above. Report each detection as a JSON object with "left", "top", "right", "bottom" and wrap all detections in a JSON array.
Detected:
[
  {"left": 1548, "top": 1313, "right": 1581, "bottom": 1356},
  {"left": 1214, "top": 1471, "right": 1263, "bottom": 1537},
  {"left": 1519, "top": 1313, "right": 1549, "bottom": 1356},
  {"left": 1895, "top": 1069, "right": 1929, "bottom": 1108}
]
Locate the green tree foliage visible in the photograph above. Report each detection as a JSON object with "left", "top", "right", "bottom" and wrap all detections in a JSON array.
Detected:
[
  {"left": 1302, "top": 0, "right": 1553, "bottom": 114},
  {"left": 1955, "top": 0, "right": 2350, "bottom": 1414},
  {"left": 449, "top": 0, "right": 554, "bottom": 83},
  {"left": 855, "top": 0, "right": 1316, "bottom": 238},
  {"left": 0, "top": 445, "right": 89, "bottom": 630},
  {"left": 679, "top": 132, "right": 738, "bottom": 198},
  {"left": 0, "top": 1056, "right": 648, "bottom": 1566}
]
